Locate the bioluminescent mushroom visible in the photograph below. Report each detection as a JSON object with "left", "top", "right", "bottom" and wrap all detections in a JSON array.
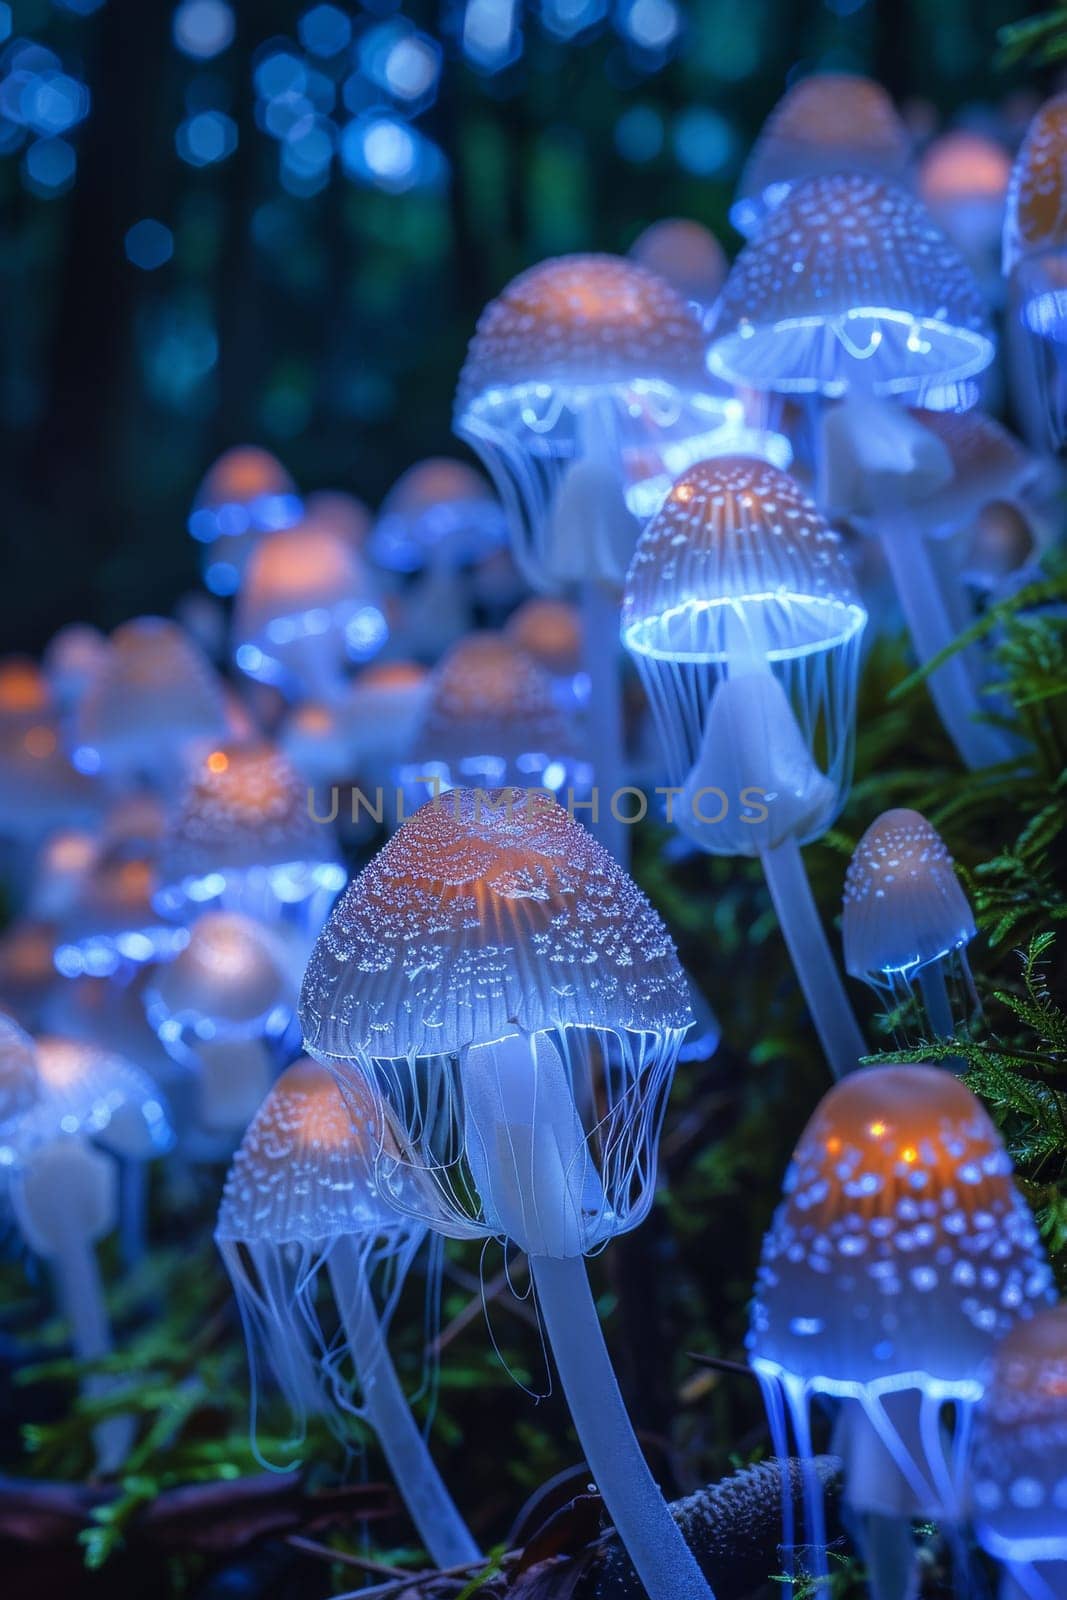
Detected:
[
  {"left": 821, "top": 402, "right": 1033, "bottom": 767},
  {"left": 1003, "top": 95, "right": 1067, "bottom": 451},
  {"left": 455, "top": 254, "right": 739, "bottom": 862},
  {"left": 55, "top": 851, "right": 184, "bottom": 980},
  {"left": 970, "top": 1300, "right": 1067, "bottom": 1600},
  {"left": 843, "top": 808, "right": 978, "bottom": 1054},
  {"left": 920, "top": 130, "right": 1011, "bottom": 294},
  {"left": 156, "top": 742, "right": 346, "bottom": 928},
  {"left": 505, "top": 597, "right": 583, "bottom": 708},
  {"left": 0, "top": 716, "right": 100, "bottom": 848},
  {"left": 730, "top": 74, "right": 912, "bottom": 240},
  {"left": 300, "top": 787, "right": 715, "bottom": 1600},
  {"left": 709, "top": 173, "right": 995, "bottom": 401},
  {"left": 216, "top": 1058, "right": 480, "bottom": 1567},
  {"left": 369, "top": 457, "right": 507, "bottom": 575},
  {"left": 233, "top": 522, "right": 388, "bottom": 700},
  {"left": 403, "top": 633, "right": 582, "bottom": 797},
  {"left": 627, "top": 218, "right": 728, "bottom": 317},
  {"left": 145, "top": 911, "right": 297, "bottom": 1137},
  {"left": 304, "top": 489, "right": 373, "bottom": 552},
  {"left": 749, "top": 1065, "right": 1054, "bottom": 1599},
  {"left": 189, "top": 445, "right": 302, "bottom": 597},
  {"left": 74, "top": 618, "right": 228, "bottom": 791},
  {"left": 42, "top": 624, "right": 108, "bottom": 716},
  {"left": 622, "top": 457, "right": 867, "bottom": 1079}
]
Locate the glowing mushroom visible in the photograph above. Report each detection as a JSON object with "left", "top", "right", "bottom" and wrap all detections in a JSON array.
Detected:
[
  {"left": 623, "top": 457, "right": 868, "bottom": 1079},
  {"left": 749, "top": 1065, "right": 1054, "bottom": 1599},
  {"left": 369, "top": 458, "right": 507, "bottom": 575},
  {"left": 628, "top": 218, "right": 728, "bottom": 317},
  {"left": 970, "top": 1300, "right": 1067, "bottom": 1599},
  {"left": 843, "top": 809, "right": 977, "bottom": 1050},
  {"left": 55, "top": 850, "right": 183, "bottom": 981},
  {"left": 217, "top": 1059, "right": 480, "bottom": 1567},
  {"left": 1003, "top": 94, "right": 1067, "bottom": 451},
  {"left": 730, "top": 74, "right": 912, "bottom": 240},
  {"left": 919, "top": 129, "right": 1011, "bottom": 292},
  {"left": 403, "top": 633, "right": 582, "bottom": 798},
  {"left": 301, "top": 788, "right": 714, "bottom": 1600},
  {"left": 233, "top": 522, "right": 388, "bottom": 700},
  {"left": 74, "top": 618, "right": 228, "bottom": 791},
  {"left": 156, "top": 742, "right": 345, "bottom": 930},
  {"left": 189, "top": 445, "right": 301, "bottom": 597}
]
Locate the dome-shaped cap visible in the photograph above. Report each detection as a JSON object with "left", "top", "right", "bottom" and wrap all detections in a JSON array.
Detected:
[
  {"left": 0, "top": 721, "right": 99, "bottom": 835},
  {"left": 215, "top": 1058, "right": 414, "bottom": 1244},
  {"left": 1003, "top": 93, "right": 1067, "bottom": 274},
  {"left": 75, "top": 618, "right": 227, "bottom": 771},
  {"left": 193, "top": 446, "right": 295, "bottom": 514},
  {"left": 920, "top": 130, "right": 1011, "bottom": 208},
  {"left": 300, "top": 788, "right": 691, "bottom": 1061},
  {"left": 235, "top": 523, "right": 371, "bottom": 637},
  {"left": 0, "top": 1012, "right": 39, "bottom": 1123},
  {"left": 749, "top": 1065, "right": 1054, "bottom": 1392},
  {"left": 732, "top": 74, "right": 912, "bottom": 237},
  {"left": 623, "top": 456, "right": 864, "bottom": 662},
  {"left": 30, "top": 1034, "right": 174, "bottom": 1159},
  {"left": 843, "top": 809, "right": 975, "bottom": 982},
  {"left": 970, "top": 1300, "right": 1067, "bottom": 1560},
  {"left": 159, "top": 742, "right": 341, "bottom": 888},
  {"left": 627, "top": 219, "right": 728, "bottom": 307},
  {"left": 709, "top": 174, "right": 994, "bottom": 397},
  {"left": 415, "top": 633, "right": 574, "bottom": 770},
  {"left": 369, "top": 458, "right": 505, "bottom": 572},
  {"left": 455, "top": 253, "right": 709, "bottom": 417},
  {"left": 146, "top": 912, "right": 295, "bottom": 1029}
]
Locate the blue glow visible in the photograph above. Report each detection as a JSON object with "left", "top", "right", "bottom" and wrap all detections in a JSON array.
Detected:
[
  {"left": 54, "top": 0, "right": 106, "bottom": 13},
  {"left": 0, "top": 7, "right": 9, "bottom": 42},
  {"left": 618, "top": 0, "right": 681, "bottom": 53},
  {"left": 205, "top": 560, "right": 239, "bottom": 596},
  {"left": 361, "top": 21, "right": 441, "bottom": 106},
  {"left": 673, "top": 106, "right": 736, "bottom": 176},
  {"left": 615, "top": 104, "right": 663, "bottom": 163},
  {"left": 173, "top": 0, "right": 235, "bottom": 59},
  {"left": 125, "top": 218, "right": 174, "bottom": 270},
  {"left": 298, "top": 4, "right": 351, "bottom": 57},
  {"left": 340, "top": 113, "right": 447, "bottom": 194},
  {"left": 462, "top": 0, "right": 522, "bottom": 73},
  {"left": 344, "top": 605, "right": 389, "bottom": 661},
  {"left": 540, "top": 0, "right": 607, "bottom": 40},
  {"left": 21, "top": 72, "right": 89, "bottom": 135},
  {"left": 24, "top": 135, "right": 76, "bottom": 193},
  {"left": 176, "top": 108, "right": 237, "bottom": 166}
]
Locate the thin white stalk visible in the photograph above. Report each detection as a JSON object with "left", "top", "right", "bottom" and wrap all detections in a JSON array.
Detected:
[
  {"left": 761, "top": 835, "right": 868, "bottom": 1079},
  {"left": 53, "top": 1235, "right": 135, "bottom": 1475},
  {"left": 531, "top": 1253, "right": 715, "bottom": 1600},
  {"left": 327, "top": 1245, "right": 480, "bottom": 1570}
]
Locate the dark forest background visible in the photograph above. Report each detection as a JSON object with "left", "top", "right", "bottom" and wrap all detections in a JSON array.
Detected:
[{"left": 0, "top": 0, "right": 1039, "bottom": 649}]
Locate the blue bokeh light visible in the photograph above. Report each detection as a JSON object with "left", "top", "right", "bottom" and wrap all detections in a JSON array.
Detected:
[
  {"left": 618, "top": 0, "right": 681, "bottom": 54},
  {"left": 298, "top": 4, "right": 351, "bottom": 58},
  {"left": 673, "top": 106, "right": 737, "bottom": 175},
  {"left": 340, "top": 112, "right": 447, "bottom": 194},
  {"left": 361, "top": 21, "right": 441, "bottom": 107},
  {"left": 173, "top": 0, "right": 235, "bottom": 60},
  {"left": 24, "top": 135, "right": 75, "bottom": 193},
  {"left": 540, "top": 0, "right": 607, "bottom": 39},
  {"left": 125, "top": 218, "right": 174, "bottom": 270},
  {"left": 462, "top": 0, "right": 522, "bottom": 74},
  {"left": 176, "top": 108, "right": 237, "bottom": 165}
]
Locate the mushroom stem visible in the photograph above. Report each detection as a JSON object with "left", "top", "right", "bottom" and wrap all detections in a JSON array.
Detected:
[
  {"left": 52, "top": 1234, "right": 135, "bottom": 1475},
  {"left": 760, "top": 836, "right": 868, "bottom": 1079},
  {"left": 877, "top": 514, "right": 1009, "bottom": 770},
  {"left": 843, "top": 1510, "right": 921, "bottom": 1600},
  {"left": 531, "top": 1253, "right": 716, "bottom": 1600},
  {"left": 327, "top": 1240, "right": 480, "bottom": 1571},
  {"left": 917, "top": 963, "right": 965, "bottom": 1074}
]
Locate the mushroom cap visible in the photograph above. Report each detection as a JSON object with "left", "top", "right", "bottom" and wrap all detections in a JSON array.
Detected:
[
  {"left": 908, "top": 410, "right": 1037, "bottom": 534},
  {"left": 622, "top": 456, "right": 864, "bottom": 662},
  {"left": 731, "top": 73, "right": 912, "bottom": 237},
  {"left": 627, "top": 218, "right": 728, "bottom": 307},
  {"left": 31, "top": 1034, "right": 174, "bottom": 1159},
  {"left": 455, "top": 253, "right": 710, "bottom": 417},
  {"left": 506, "top": 598, "right": 583, "bottom": 677},
  {"left": 58, "top": 853, "right": 167, "bottom": 951},
  {"left": 920, "top": 130, "right": 1011, "bottom": 206},
  {"left": 709, "top": 174, "right": 994, "bottom": 397},
  {"left": 148, "top": 911, "right": 295, "bottom": 1029},
  {"left": 193, "top": 446, "right": 296, "bottom": 514},
  {"left": 159, "top": 742, "right": 341, "bottom": 887},
  {"left": 281, "top": 702, "right": 353, "bottom": 783},
  {"left": 369, "top": 458, "right": 505, "bottom": 572},
  {"left": 235, "top": 523, "right": 372, "bottom": 637},
  {"left": 843, "top": 808, "right": 975, "bottom": 982},
  {"left": 0, "top": 721, "right": 99, "bottom": 835},
  {"left": 748, "top": 1065, "right": 1054, "bottom": 1393},
  {"left": 0, "top": 1012, "right": 40, "bottom": 1124},
  {"left": 215, "top": 1057, "right": 412, "bottom": 1244},
  {"left": 414, "top": 633, "right": 574, "bottom": 770},
  {"left": 300, "top": 787, "right": 691, "bottom": 1061},
  {"left": 75, "top": 618, "right": 227, "bottom": 772},
  {"left": 970, "top": 1299, "right": 1067, "bottom": 1558},
  {"left": 1004, "top": 92, "right": 1067, "bottom": 275}
]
